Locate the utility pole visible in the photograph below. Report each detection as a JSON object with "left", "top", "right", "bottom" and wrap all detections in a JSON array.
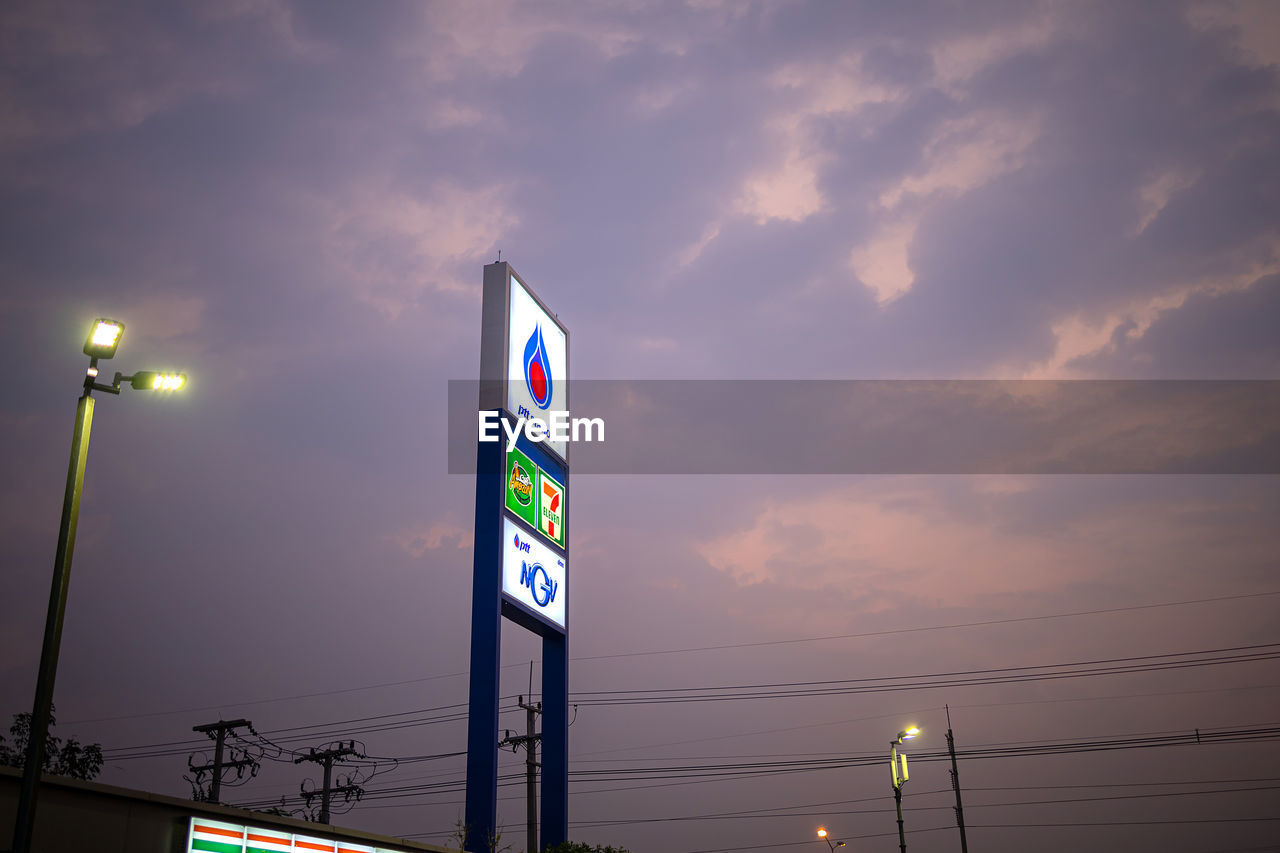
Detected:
[
  {"left": 295, "top": 741, "right": 362, "bottom": 824},
  {"left": 894, "top": 785, "right": 906, "bottom": 853},
  {"left": 946, "top": 706, "right": 970, "bottom": 853},
  {"left": 189, "top": 719, "right": 255, "bottom": 803},
  {"left": 500, "top": 694, "right": 542, "bottom": 853}
]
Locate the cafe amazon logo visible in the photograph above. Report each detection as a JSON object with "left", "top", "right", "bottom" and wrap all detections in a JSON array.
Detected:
[
  {"left": 508, "top": 461, "right": 533, "bottom": 507},
  {"left": 505, "top": 447, "right": 538, "bottom": 529}
]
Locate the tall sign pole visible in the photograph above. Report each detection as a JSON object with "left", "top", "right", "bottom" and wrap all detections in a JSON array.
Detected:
[{"left": 466, "top": 262, "right": 570, "bottom": 852}]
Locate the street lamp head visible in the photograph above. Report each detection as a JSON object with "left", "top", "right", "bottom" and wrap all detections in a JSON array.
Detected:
[
  {"left": 84, "top": 319, "right": 124, "bottom": 359},
  {"left": 897, "top": 726, "right": 921, "bottom": 742},
  {"left": 128, "top": 371, "right": 186, "bottom": 392},
  {"left": 817, "top": 828, "right": 845, "bottom": 850}
]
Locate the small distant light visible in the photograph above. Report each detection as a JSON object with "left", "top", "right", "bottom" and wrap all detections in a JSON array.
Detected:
[
  {"left": 817, "top": 828, "right": 828, "bottom": 838},
  {"left": 86, "top": 366, "right": 99, "bottom": 378},
  {"left": 84, "top": 319, "right": 125, "bottom": 359}
]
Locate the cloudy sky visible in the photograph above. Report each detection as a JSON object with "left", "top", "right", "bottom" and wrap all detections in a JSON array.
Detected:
[{"left": 2, "top": 1, "right": 1279, "bottom": 852}]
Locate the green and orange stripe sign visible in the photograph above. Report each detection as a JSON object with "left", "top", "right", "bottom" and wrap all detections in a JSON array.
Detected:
[{"left": 188, "top": 818, "right": 406, "bottom": 853}]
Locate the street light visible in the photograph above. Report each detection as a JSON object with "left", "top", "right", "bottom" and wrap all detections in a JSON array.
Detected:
[
  {"left": 817, "top": 827, "right": 846, "bottom": 850},
  {"left": 84, "top": 318, "right": 124, "bottom": 359},
  {"left": 11, "top": 318, "right": 186, "bottom": 853},
  {"left": 128, "top": 370, "right": 186, "bottom": 391},
  {"left": 890, "top": 726, "right": 920, "bottom": 853}
]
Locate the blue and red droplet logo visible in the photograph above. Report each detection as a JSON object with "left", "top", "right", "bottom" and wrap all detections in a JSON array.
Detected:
[{"left": 523, "top": 324, "right": 553, "bottom": 409}]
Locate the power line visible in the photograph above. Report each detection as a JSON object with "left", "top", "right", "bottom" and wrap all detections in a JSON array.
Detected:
[
  {"left": 569, "top": 642, "right": 1280, "bottom": 706},
  {"left": 570, "top": 681, "right": 1280, "bottom": 761},
  {"left": 950, "top": 681, "right": 1280, "bottom": 712},
  {"left": 97, "top": 640, "right": 1280, "bottom": 761},
  {"left": 677, "top": 825, "right": 958, "bottom": 853},
  {"left": 226, "top": 723, "right": 1280, "bottom": 811},
  {"left": 67, "top": 590, "right": 1280, "bottom": 726},
  {"left": 969, "top": 776, "right": 1280, "bottom": 791},
  {"left": 972, "top": 818, "right": 1280, "bottom": 826},
  {"left": 567, "top": 783, "right": 1280, "bottom": 829},
  {"left": 671, "top": 815, "right": 1280, "bottom": 853},
  {"left": 572, "top": 589, "right": 1280, "bottom": 662},
  {"left": 102, "top": 697, "right": 525, "bottom": 761},
  {"left": 65, "top": 661, "right": 537, "bottom": 725}
]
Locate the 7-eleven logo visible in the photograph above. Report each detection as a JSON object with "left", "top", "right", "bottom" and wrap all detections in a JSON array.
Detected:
[{"left": 538, "top": 471, "right": 565, "bottom": 547}]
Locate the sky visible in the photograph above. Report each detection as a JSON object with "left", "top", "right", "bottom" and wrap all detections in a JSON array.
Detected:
[{"left": 1, "top": 1, "right": 1279, "bottom": 852}]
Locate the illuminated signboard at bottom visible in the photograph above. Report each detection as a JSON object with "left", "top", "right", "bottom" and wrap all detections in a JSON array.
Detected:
[
  {"left": 501, "top": 515, "right": 566, "bottom": 631},
  {"left": 187, "top": 818, "right": 412, "bottom": 853}
]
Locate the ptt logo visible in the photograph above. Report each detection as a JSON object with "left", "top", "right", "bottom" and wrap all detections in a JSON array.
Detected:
[
  {"left": 513, "top": 533, "right": 531, "bottom": 554},
  {"left": 523, "top": 324, "right": 553, "bottom": 410},
  {"left": 520, "top": 560, "right": 559, "bottom": 608}
]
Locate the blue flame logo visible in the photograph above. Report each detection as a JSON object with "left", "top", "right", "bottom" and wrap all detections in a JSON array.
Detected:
[{"left": 523, "top": 324, "right": 553, "bottom": 409}]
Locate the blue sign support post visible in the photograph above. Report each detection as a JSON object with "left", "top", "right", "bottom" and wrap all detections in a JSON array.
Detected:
[
  {"left": 541, "top": 630, "right": 568, "bottom": 842},
  {"left": 464, "top": 432, "right": 504, "bottom": 850},
  {"left": 465, "top": 262, "right": 570, "bottom": 852}
]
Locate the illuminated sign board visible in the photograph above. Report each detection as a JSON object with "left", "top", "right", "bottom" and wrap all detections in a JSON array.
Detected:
[
  {"left": 187, "top": 817, "right": 411, "bottom": 853},
  {"left": 505, "top": 443, "right": 567, "bottom": 549},
  {"left": 501, "top": 515, "right": 566, "bottom": 631},
  {"left": 471, "top": 261, "right": 570, "bottom": 848},
  {"left": 505, "top": 273, "right": 569, "bottom": 459}
]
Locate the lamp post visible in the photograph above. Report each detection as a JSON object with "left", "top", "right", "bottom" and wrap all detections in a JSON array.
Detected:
[
  {"left": 890, "top": 726, "right": 920, "bottom": 853},
  {"left": 10, "top": 319, "right": 185, "bottom": 853},
  {"left": 817, "top": 826, "right": 846, "bottom": 851}
]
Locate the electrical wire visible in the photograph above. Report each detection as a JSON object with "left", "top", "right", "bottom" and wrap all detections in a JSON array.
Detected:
[
  {"left": 102, "top": 640, "right": 1280, "bottom": 761},
  {"left": 66, "top": 589, "right": 1280, "bottom": 726},
  {"left": 224, "top": 723, "right": 1280, "bottom": 811},
  {"left": 570, "top": 642, "right": 1280, "bottom": 706}
]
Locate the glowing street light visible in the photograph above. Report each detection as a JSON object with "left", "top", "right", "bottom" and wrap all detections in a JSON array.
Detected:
[
  {"left": 817, "top": 827, "right": 846, "bottom": 850},
  {"left": 11, "top": 318, "right": 186, "bottom": 853},
  {"left": 890, "top": 726, "right": 921, "bottom": 853},
  {"left": 83, "top": 318, "right": 124, "bottom": 359},
  {"left": 128, "top": 370, "right": 187, "bottom": 391}
]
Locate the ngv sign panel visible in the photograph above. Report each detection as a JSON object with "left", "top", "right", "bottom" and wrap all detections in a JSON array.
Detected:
[{"left": 501, "top": 515, "right": 567, "bottom": 630}]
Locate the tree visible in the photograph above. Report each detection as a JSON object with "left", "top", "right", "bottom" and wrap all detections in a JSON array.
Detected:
[
  {"left": 543, "top": 844, "right": 631, "bottom": 853},
  {"left": 448, "top": 819, "right": 514, "bottom": 853},
  {"left": 0, "top": 707, "right": 104, "bottom": 781}
]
